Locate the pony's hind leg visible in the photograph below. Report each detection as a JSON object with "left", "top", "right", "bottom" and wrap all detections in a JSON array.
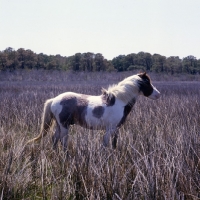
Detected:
[
  {"left": 52, "top": 124, "right": 60, "bottom": 150},
  {"left": 112, "top": 130, "right": 119, "bottom": 149},
  {"left": 59, "top": 126, "right": 69, "bottom": 152}
]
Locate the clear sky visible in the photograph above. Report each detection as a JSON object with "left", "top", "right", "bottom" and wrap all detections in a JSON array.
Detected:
[{"left": 1, "top": 0, "right": 200, "bottom": 60}]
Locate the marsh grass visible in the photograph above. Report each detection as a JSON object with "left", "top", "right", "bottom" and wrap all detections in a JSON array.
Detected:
[{"left": 0, "top": 71, "right": 199, "bottom": 199}]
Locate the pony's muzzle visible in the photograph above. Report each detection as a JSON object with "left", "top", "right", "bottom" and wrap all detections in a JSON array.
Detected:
[{"left": 148, "top": 86, "right": 161, "bottom": 100}]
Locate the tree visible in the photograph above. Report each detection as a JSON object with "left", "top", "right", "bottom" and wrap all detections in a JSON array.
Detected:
[
  {"left": 144, "top": 53, "right": 152, "bottom": 71},
  {"left": 165, "top": 56, "right": 182, "bottom": 74},
  {"left": 94, "top": 53, "right": 105, "bottom": 71},
  {"left": 182, "top": 56, "right": 198, "bottom": 74},
  {"left": 17, "top": 48, "right": 26, "bottom": 69},
  {"left": 74, "top": 53, "right": 81, "bottom": 71},
  {"left": 24, "top": 49, "right": 37, "bottom": 69},
  {"left": 1, "top": 47, "right": 19, "bottom": 71},
  {"left": 136, "top": 52, "right": 146, "bottom": 69},
  {"left": 197, "top": 59, "right": 200, "bottom": 73},
  {"left": 0, "top": 51, "right": 7, "bottom": 71},
  {"left": 112, "top": 55, "right": 126, "bottom": 71},
  {"left": 152, "top": 54, "right": 166, "bottom": 72}
]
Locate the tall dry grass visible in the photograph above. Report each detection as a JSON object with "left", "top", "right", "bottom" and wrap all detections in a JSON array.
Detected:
[{"left": 0, "top": 70, "right": 199, "bottom": 199}]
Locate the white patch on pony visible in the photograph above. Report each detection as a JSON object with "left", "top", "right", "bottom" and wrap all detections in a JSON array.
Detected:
[
  {"left": 85, "top": 96, "right": 125, "bottom": 129},
  {"left": 148, "top": 85, "right": 161, "bottom": 100},
  {"left": 87, "top": 95, "right": 102, "bottom": 106}
]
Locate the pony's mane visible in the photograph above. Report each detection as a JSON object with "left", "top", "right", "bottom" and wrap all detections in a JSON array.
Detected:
[{"left": 102, "top": 74, "right": 142, "bottom": 104}]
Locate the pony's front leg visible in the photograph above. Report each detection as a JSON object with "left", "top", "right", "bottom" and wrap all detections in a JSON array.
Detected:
[
  {"left": 59, "top": 126, "right": 68, "bottom": 152},
  {"left": 103, "top": 128, "right": 116, "bottom": 148}
]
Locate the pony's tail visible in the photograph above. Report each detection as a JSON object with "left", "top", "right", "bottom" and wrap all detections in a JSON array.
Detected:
[{"left": 26, "top": 98, "right": 54, "bottom": 145}]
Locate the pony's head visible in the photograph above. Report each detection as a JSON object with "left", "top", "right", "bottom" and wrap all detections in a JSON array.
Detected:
[
  {"left": 104, "top": 72, "right": 160, "bottom": 104},
  {"left": 137, "top": 72, "right": 160, "bottom": 100}
]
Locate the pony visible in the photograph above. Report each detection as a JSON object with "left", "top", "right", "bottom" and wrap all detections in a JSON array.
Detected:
[{"left": 27, "top": 72, "right": 160, "bottom": 150}]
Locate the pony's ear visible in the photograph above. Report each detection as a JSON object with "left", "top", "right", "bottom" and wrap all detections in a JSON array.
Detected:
[
  {"left": 101, "top": 88, "right": 107, "bottom": 95},
  {"left": 138, "top": 71, "right": 146, "bottom": 78}
]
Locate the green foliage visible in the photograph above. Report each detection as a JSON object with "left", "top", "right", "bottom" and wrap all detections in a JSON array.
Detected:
[
  {"left": 112, "top": 52, "right": 200, "bottom": 74},
  {"left": 0, "top": 48, "right": 115, "bottom": 72},
  {"left": 0, "top": 47, "right": 200, "bottom": 74}
]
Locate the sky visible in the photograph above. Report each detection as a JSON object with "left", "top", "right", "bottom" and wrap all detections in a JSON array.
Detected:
[{"left": 1, "top": 0, "right": 200, "bottom": 60}]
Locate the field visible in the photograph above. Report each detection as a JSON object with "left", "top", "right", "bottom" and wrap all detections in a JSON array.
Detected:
[{"left": 0, "top": 70, "right": 199, "bottom": 200}]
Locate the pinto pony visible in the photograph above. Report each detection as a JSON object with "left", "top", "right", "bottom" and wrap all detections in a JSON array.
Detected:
[{"left": 27, "top": 72, "right": 160, "bottom": 150}]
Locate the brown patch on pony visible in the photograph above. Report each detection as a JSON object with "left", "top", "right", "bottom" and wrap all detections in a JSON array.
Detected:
[
  {"left": 101, "top": 88, "right": 116, "bottom": 106},
  {"left": 59, "top": 94, "right": 89, "bottom": 128},
  {"left": 138, "top": 72, "right": 153, "bottom": 97},
  {"left": 117, "top": 98, "right": 136, "bottom": 128},
  {"left": 92, "top": 106, "right": 105, "bottom": 118}
]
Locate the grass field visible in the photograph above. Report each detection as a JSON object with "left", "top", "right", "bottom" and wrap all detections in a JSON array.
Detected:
[{"left": 0, "top": 70, "right": 199, "bottom": 199}]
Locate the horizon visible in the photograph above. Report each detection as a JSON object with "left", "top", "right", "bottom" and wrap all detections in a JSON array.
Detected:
[{"left": 1, "top": 46, "right": 199, "bottom": 61}]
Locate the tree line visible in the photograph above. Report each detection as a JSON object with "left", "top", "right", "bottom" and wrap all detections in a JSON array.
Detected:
[{"left": 0, "top": 47, "right": 200, "bottom": 74}]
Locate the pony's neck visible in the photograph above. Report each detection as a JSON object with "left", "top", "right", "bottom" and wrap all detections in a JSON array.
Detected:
[{"left": 107, "top": 77, "right": 140, "bottom": 104}]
